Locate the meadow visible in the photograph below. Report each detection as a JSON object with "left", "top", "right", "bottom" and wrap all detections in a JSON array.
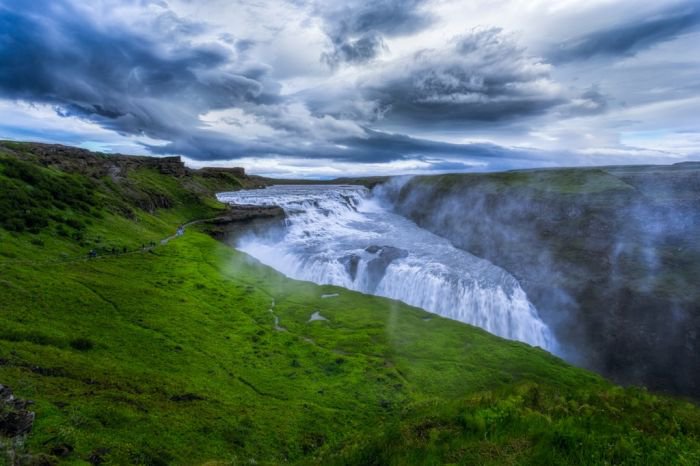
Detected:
[{"left": 1, "top": 142, "right": 699, "bottom": 465}]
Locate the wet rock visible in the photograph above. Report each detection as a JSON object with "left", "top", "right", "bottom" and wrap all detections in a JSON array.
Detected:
[
  {"left": 383, "top": 246, "right": 409, "bottom": 262},
  {"left": 339, "top": 254, "right": 360, "bottom": 280},
  {"left": 364, "top": 246, "right": 409, "bottom": 292},
  {"left": 365, "top": 245, "right": 409, "bottom": 261},
  {"left": 214, "top": 205, "right": 285, "bottom": 223},
  {"left": 205, "top": 205, "right": 286, "bottom": 241}
]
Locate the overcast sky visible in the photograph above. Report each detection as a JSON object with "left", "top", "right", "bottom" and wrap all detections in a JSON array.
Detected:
[{"left": 1, "top": 0, "right": 699, "bottom": 177}]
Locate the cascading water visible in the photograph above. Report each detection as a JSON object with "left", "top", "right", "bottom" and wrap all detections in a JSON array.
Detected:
[{"left": 218, "top": 185, "right": 558, "bottom": 352}]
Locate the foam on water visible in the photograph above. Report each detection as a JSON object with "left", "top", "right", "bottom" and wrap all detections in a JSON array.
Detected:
[{"left": 218, "top": 185, "right": 558, "bottom": 352}]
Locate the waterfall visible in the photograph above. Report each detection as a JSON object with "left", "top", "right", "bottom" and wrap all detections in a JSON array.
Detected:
[{"left": 218, "top": 185, "right": 558, "bottom": 352}]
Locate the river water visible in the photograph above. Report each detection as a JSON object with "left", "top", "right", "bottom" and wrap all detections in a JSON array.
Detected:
[{"left": 218, "top": 185, "right": 557, "bottom": 352}]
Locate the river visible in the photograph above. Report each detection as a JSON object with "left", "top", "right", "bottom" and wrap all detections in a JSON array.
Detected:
[{"left": 217, "top": 185, "right": 557, "bottom": 352}]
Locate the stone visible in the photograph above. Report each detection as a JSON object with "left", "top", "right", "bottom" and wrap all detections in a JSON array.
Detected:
[
  {"left": 363, "top": 246, "right": 409, "bottom": 292},
  {"left": 0, "top": 384, "right": 35, "bottom": 438},
  {"left": 339, "top": 254, "right": 360, "bottom": 280}
]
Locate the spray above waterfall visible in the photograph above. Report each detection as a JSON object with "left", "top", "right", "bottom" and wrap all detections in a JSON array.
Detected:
[{"left": 218, "top": 185, "right": 558, "bottom": 353}]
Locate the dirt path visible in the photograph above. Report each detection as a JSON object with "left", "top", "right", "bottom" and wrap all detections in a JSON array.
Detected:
[{"left": 159, "top": 217, "right": 222, "bottom": 246}]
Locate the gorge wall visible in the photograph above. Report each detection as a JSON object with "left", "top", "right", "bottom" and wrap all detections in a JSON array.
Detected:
[{"left": 379, "top": 164, "right": 700, "bottom": 398}]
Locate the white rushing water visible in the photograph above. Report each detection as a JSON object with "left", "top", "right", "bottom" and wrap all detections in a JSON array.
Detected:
[{"left": 218, "top": 185, "right": 557, "bottom": 352}]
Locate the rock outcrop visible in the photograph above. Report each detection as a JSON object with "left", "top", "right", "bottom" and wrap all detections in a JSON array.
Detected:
[
  {"left": 364, "top": 246, "right": 409, "bottom": 292},
  {"left": 340, "top": 246, "right": 409, "bottom": 288},
  {"left": 205, "top": 205, "right": 286, "bottom": 241},
  {"left": 198, "top": 167, "right": 246, "bottom": 178},
  {"left": 340, "top": 254, "right": 361, "bottom": 281},
  {"left": 0, "top": 384, "right": 34, "bottom": 438},
  {"left": 1, "top": 384, "right": 36, "bottom": 464},
  {"left": 1, "top": 141, "right": 189, "bottom": 178}
]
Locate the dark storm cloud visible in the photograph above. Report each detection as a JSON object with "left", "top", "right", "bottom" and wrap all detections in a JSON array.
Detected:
[
  {"left": 317, "top": 0, "right": 432, "bottom": 66},
  {"left": 0, "top": 0, "right": 571, "bottom": 166},
  {"left": 149, "top": 125, "right": 544, "bottom": 168},
  {"left": 550, "top": 2, "right": 700, "bottom": 63},
  {"left": 0, "top": 0, "right": 277, "bottom": 146},
  {"left": 322, "top": 33, "right": 387, "bottom": 66},
  {"left": 556, "top": 86, "right": 609, "bottom": 118},
  {"left": 352, "top": 28, "right": 564, "bottom": 128},
  {"left": 337, "top": 129, "right": 521, "bottom": 162},
  {"left": 0, "top": 0, "right": 661, "bottom": 169}
]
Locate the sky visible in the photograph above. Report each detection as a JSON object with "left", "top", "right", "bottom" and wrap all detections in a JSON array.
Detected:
[{"left": 0, "top": 0, "right": 699, "bottom": 178}]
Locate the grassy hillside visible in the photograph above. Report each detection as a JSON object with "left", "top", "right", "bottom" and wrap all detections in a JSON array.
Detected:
[
  {"left": 1, "top": 143, "right": 700, "bottom": 464},
  {"left": 254, "top": 175, "right": 389, "bottom": 188},
  {"left": 407, "top": 168, "right": 636, "bottom": 196}
]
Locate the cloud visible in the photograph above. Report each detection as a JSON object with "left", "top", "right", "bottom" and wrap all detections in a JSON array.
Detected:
[
  {"left": 550, "top": 2, "right": 700, "bottom": 63},
  {"left": 0, "top": 1, "right": 567, "bottom": 166},
  {"left": 322, "top": 33, "right": 387, "bottom": 67},
  {"left": 0, "top": 0, "right": 277, "bottom": 148},
  {"left": 0, "top": 0, "right": 696, "bottom": 173},
  {"left": 316, "top": 0, "right": 433, "bottom": 66},
  {"left": 557, "top": 86, "right": 609, "bottom": 117},
  {"left": 147, "top": 124, "right": 549, "bottom": 167},
  {"left": 351, "top": 28, "right": 564, "bottom": 126}
]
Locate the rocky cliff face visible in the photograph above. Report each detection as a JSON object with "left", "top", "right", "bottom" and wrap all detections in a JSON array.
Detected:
[
  {"left": 0, "top": 141, "right": 251, "bottom": 183},
  {"left": 0, "top": 141, "right": 256, "bottom": 217},
  {"left": 1, "top": 141, "right": 189, "bottom": 178},
  {"left": 381, "top": 165, "right": 700, "bottom": 398},
  {"left": 199, "top": 166, "right": 246, "bottom": 178},
  {"left": 1, "top": 384, "right": 36, "bottom": 464},
  {"left": 205, "top": 205, "right": 286, "bottom": 242}
]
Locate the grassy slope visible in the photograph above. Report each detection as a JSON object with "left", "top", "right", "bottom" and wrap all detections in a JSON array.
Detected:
[
  {"left": 408, "top": 168, "right": 636, "bottom": 196},
  {"left": 1, "top": 145, "right": 700, "bottom": 464}
]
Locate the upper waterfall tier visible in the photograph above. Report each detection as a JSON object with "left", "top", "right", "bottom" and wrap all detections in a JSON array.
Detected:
[{"left": 218, "top": 185, "right": 558, "bottom": 352}]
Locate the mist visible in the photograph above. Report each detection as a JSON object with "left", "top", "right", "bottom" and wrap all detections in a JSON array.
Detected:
[
  {"left": 375, "top": 165, "right": 700, "bottom": 397},
  {"left": 217, "top": 184, "right": 559, "bottom": 352}
]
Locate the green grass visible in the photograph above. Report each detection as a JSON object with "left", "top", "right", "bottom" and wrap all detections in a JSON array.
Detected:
[
  {"left": 0, "top": 155, "right": 97, "bottom": 234},
  {"left": 1, "top": 144, "right": 700, "bottom": 464},
  {"left": 409, "top": 168, "right": 635, "bottom": 196}
]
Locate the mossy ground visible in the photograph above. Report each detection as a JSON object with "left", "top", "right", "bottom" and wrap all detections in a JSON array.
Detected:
[
  {"left": 1, "top": 144, "right": 700, "bottom": 464},
  {"left": 408, "top": 168, "right": 636, "bottom": 198}
]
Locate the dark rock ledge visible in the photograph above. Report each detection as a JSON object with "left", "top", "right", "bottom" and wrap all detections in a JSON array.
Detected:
[
  {"left": 1, "top": 384, "right": 36, "bottom": 464},
  {"left": 0, "top": 385, "right": 34, "bottom": 439},
  {"left": 205, "top": 204, "right": 286, "bottom": 241}
]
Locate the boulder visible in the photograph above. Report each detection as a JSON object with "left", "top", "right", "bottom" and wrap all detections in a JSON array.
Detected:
[{"left": 0, "top": 384, "right": 35, "bottom": 438}]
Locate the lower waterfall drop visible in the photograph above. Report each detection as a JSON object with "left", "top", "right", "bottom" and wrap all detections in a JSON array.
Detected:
[{"left": 218, "top": 185, "right": 558, "bottom": 353}]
